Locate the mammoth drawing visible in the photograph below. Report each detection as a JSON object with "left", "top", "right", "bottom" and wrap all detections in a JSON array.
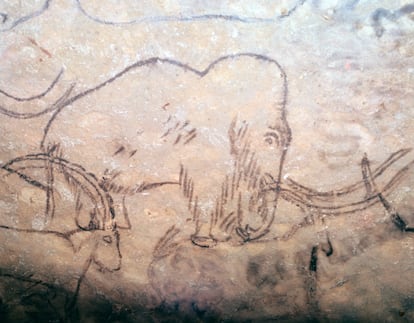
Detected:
[{"left": 43, "top": 53, "right": 291, "bottom": 247}]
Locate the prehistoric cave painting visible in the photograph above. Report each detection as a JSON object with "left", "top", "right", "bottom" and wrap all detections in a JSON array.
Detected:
[
  {"left": 0, "top": 146, "right": 129, "bottom": 320},
  {"left": 16, "top": 52, "right": 410, "bottom": 248},
  {"left": 371, "top": 3, "right": 414, "bottom": 37},
  {"left": 1, "top": 50, "right": 413, "bottom": 319},
  {"left": 0, "top": 0, "right": 50, "bottom": 32},
  {"left": 41, "top": 53, "right": 292, "bottom": 249}
]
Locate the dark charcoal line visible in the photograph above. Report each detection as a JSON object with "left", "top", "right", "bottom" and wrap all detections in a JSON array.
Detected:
[
  {"left": 0, "top": 0, "right": 51, "bottom": 32},
  {"left": 75, "top": 0, "right": 308, "bottom": 25},
  {"left": 0, "top": 69, "right": 63, "bottom": 102},
  {"left": 309, "top": 246, "right": 318, "bottom": 272}
]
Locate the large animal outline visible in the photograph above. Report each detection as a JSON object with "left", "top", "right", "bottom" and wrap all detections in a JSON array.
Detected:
[
  {"left": 37, "top": 53, "right": 293, "bottom": 249},
  {"left": 0, "top": 53, "right": 293, "bottom": 319},
  {"left": 1, "top": 51, "right": 413, "bottom": 319},
  {"left": 38, "top": 53, "right": 414, "bottom": 314},
  {"left": 3, "top": 52, "right": 413, "bottom": 246}
]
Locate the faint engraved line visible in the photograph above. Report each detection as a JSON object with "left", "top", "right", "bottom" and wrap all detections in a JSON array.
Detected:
[
  {"left": 0, "top": 0, "right": 51, "bottom": 32},
  {"left": 75, "top": 0, "right": 308, "bottom": 25}
]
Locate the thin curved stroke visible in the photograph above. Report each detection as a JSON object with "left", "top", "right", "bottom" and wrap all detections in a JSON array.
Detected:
[
  {"left": 75, "top": 0, "right": 307, "bottom": 25},
  {"left": 0, "top": 0, "right": 51, "bottom": 32},
  {"left": 0, "top": 82, "right": 75, "bottom": 120},
  {"left": 0, "top": 69, "right": 63, "bottom": 102}
]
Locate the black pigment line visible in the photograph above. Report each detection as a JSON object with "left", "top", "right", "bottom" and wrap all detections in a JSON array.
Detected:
[
  {"left": 0, "top": 0, "right": 51, "bottom": 32},
  {"left": 0, "top": 69, "right": 63, "bottom": 102},
  {"left": 75, "top": 0, "right": 308, "bottom": 25}
]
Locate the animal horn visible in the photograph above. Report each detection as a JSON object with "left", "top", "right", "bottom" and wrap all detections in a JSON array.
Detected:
[{"left": 112, "top": 196, "right": 131, "bottom": 230}]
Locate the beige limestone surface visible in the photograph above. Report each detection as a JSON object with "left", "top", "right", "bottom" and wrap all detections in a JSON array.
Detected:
[{"left": 1, "top": 0, "right": 414, "bottom": 322}]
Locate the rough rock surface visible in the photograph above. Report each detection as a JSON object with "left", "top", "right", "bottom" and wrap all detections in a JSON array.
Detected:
[{"left": 1, "top": 0, "right": 414, "bottom": 321}]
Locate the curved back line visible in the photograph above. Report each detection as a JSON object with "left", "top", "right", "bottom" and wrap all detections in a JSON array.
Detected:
[{"left": 41, "top": 53, "right": 291, "bottom": 184}]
